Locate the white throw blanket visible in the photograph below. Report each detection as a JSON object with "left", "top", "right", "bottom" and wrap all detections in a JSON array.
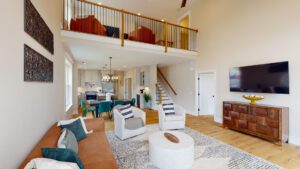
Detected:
[{"left": 24, "top": 158, "right": 79, "bottom": 169}]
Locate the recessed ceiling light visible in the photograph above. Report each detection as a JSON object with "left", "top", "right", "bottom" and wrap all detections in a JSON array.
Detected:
[
  {"left": 161, "top": 19, "right": 165, "bottom": 22},
  {"left": 123, "top": 65, "right": 127, "bottom": 68},
  {"left": 137, "top": 13, "right": 141, "bottom": 16},
  {"left": 98, "top": 2, "right": 102, "bottom": 5}
]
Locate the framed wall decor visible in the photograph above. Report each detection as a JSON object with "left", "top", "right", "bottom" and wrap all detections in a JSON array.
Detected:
[
  {"left": 24, "top": 0, "right": 54, "bottom": 54},
  {"left": 24, "top": 44, "right": 53, "bottom": 82}
]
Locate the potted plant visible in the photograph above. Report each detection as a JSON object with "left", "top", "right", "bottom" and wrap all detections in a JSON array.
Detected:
[{"left": 143, "top": 93, "right": 152, "bottom": 109}]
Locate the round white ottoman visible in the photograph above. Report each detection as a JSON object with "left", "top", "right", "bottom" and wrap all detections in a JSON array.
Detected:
[{"left": 149, "top": 131, "right": 194, "bottom": 169}]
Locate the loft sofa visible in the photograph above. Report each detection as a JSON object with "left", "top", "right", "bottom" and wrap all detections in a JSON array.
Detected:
[
  {"left": 128, "top": 26, "right": 155, "bottom": 44},
  {"left": 19, "top": 118, "right": 117, "bottom": 169},
  {"left": 70, "top": 15, "right": 107, "bottom": 36}
]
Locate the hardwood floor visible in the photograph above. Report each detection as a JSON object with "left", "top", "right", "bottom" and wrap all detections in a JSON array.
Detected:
[{"left": 82, "top": 109, "right": 300, "bottom": 169}]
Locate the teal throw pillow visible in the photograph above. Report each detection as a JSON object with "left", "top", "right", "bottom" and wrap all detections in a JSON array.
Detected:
[
  {"left": 41, "top": 148, "right": 85, "bottom": 169},
  {"left": 60, "top": 119, "right": 87, "bottom": 141}
]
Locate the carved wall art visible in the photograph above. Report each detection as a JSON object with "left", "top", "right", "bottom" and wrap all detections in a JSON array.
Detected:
[
  {"left": 24, "top": 44, "right": 53, "bottom": 82},
  {"left": 24, "top": 0, "right": 54, "bottom": 54}
]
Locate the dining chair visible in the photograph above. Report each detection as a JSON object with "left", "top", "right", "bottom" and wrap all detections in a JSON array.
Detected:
[
  {"left": 80, "top": 100, "right": 96, "bottom": 117},
  {"left": 98, "top": 101, "right": 112, "bottom": 118}
]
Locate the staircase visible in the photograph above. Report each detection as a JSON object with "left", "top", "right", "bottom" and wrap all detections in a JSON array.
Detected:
[
  {"left": 155, "top": 67, "right": 177, "bottom": 105},
  {"left": 156, "top": 80, "right": 173, "bottom": 105}
]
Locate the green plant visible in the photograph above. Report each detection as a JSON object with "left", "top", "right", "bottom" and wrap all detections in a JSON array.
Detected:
[{"left": 143, "top": 93, "right": 152, "bottom": 103}]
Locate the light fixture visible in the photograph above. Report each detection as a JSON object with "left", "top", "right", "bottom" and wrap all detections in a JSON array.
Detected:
[
  {"left": 161, "top": 19, "right": 165, "bottom": 22},
  {"left": 101, "top": 57, "right": 118, "bottom": 83},
  {"left": 98, "top": 2, "right": 102, "bottom": 5},
  {"left": 137, "top": 13, "right": 141, "bottom": 16}
]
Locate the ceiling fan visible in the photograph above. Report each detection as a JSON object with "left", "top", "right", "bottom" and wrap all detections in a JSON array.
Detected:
[{"left": 181, "top": 0, "right": 187, "bottom": 8}]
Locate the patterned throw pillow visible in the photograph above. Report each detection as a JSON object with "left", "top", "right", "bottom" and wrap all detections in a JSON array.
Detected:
[
  {"left": 57, "top": 129, "right": 78, "bottom": 154},
  {"left": 60, "top": 119, "right": 87, "bottom": 141},
  {"left": 162, "top": 103, "right": 175, "bottom": 115},
  {"left": 119, "top": 104, "right": 134, "bottom": 119},
  {"left": 42, "top": 148, "right": 85, "bottom": 169}
]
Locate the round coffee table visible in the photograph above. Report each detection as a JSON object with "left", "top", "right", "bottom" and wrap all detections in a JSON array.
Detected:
[{"left": 149, "top": 131, "right": 194, "bottom": 169}]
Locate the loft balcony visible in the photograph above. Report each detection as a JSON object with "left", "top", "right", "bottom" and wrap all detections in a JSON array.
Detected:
[{"left": 62, "top": 0, "right": 198, "bottom": 54}]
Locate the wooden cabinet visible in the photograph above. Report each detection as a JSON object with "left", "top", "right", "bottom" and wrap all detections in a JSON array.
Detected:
[{"left": 223, "top": 101, "right": 289, "bottom": 145}]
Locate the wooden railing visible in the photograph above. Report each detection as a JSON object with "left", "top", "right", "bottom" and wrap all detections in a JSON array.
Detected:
[
  {"left": 63, "top": 0, "right": 198, "bottom": 52},
  {"left": 157, "top": 68, "right": 177, "bottom": 95}
]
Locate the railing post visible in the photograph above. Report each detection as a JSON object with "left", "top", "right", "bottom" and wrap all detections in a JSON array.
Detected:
[
  {"left": 121, "top": 10, "right": 125, "bottom": 47},
  {"left": 160, "top": 90, "right": 163, "bottom": 104},
  {"left": 164, "top": 21, "right": 168, "bottom": 53}
]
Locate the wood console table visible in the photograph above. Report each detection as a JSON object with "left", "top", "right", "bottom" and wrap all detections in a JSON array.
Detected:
[{"left": 223, "top": 101, "right": 289, "bottom": 145}]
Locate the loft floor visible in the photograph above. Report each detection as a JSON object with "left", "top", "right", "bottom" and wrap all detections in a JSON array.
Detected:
[{"left": 62, "top": 30, "right": 198, "bottom": 69}]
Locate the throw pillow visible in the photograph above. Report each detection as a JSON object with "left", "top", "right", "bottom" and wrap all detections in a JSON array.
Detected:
[
  {"left": 42, "top": 148, "right": 85, "bottom": 169},
  {"left": 57, "top": 117, "right": 93, "bottom": 135},
  {"left": 57, "top": 128, "right": 78, "bottom": 154},
  {"left": 24, "top": 158, "right": 80, "bottom": 169},
  {"left": 60, "top": 119, "right": 87, "bottom": 141},
  {"left": 162, "top": 103, "right": 175, "bottom": 115},
  {"left": 119, "top": 104, "right": 134, "bottom": 119}
]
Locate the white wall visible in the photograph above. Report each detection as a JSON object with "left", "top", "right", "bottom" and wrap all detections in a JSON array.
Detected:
[
  {"left": 160, "top": 62, "right": 196, "bottom": 115},
  {"left": 124, "top": 66, "right": 157, "bottom": 108},
  {"left": 0, "top": 0, "right": 65, "bottom": 168},
  {"left": 168, "top": 0, "right": 300, "bottom": 145}
]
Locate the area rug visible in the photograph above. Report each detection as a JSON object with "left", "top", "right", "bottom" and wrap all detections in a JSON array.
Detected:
[{"left": 106, "top": 125, "right": 283, "bottom": 169}]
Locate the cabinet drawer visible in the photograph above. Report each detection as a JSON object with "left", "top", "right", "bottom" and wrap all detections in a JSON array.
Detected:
[
  {"left": 224, "top": 103, "right": 232, "bottom": 110},
  {"left": 256, "top": 124, "right": 270, "bottom": 135},
  {"left": 224, "top": 110, "right": 230, "bottom": 117},
  {"left": 266, "top": 119, "right": 279, "bottom": 128},
  {"left": 237, "top": 120, "right": 247, "bottom": 129},
  {"left": 268, "top": 109, "right": 279, "bottom": 120},
  {"left": 248, "top": 122, "right": 256, "bottom": 132},
  {"left": 247, "top": 115, "right": 256, "bottom": 123},
  {"left": 224, "top": 116, "right": 233, "bottom": 126},
  {"left": 256, "top": 116, "right": 267, "bottom": 125},
  {"left": 251, "top": 107, "right": 268, "bottom": 117},
  {"left": 256, "top": 125, "right": 279, "bottom": 139},
  {"left": 230, "top": 111, "right": 239, "bottom": 118},
  {"left": 233, "top": 105, "right": 248, "bottom": 113}
]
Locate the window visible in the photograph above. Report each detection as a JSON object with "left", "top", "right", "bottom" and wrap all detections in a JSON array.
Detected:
[{"left": 65, "top": 58, "right": 73, "bottom": 111}]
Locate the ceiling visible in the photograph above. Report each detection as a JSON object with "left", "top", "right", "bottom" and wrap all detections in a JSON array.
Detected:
[
  {"left": 62, "top": 31, "right": 197, "bottom": 70},
  {"left": 87, "top": 0, "right": 194, "bottom": 23}
]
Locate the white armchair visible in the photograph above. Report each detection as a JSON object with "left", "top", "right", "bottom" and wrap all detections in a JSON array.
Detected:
[
  {"left": 113, "top": 106, "right": 146, "bottom": 140},
  {"left": 158, "top": 104, "right": 186, "bottom": 130}
]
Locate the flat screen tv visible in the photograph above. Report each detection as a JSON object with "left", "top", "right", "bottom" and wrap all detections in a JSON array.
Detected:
[{"left": 229, "top": 61, "right": 289, "bottom": 94}]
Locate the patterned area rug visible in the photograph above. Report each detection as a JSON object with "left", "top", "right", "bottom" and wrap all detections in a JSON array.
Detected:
[{"left": 106, "top": 125, "right": 283, "bottom": 169}]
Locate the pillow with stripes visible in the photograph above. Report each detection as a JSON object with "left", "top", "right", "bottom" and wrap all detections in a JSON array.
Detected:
[
  {"left": 162, "top": 103, "right": 175, "bottom": 115},
  {"left": 119, "top": 104, "right": 134, "bottom": 119}
]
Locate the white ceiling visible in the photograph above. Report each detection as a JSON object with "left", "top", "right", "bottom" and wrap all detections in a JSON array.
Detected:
[
  {"left": 62, "top": 31, "right": 197, "bottom": 70},
  {"left": 87, "top": 0, "right": 194, "bottom": 23}
]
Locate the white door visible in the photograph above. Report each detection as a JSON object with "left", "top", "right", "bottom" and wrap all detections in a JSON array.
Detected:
[{"left": 198, "top": 73, "right": 216, "bottom": 115}]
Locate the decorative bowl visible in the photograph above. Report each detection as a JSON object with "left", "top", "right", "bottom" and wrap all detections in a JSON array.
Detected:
[{"left": 243, "top": 95, "right": 264, "bottom": 105}]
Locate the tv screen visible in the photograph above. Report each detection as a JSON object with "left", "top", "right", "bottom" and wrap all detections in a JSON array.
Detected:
[{"left": 230, "top": 61, "right": 289, "bottom": 94}]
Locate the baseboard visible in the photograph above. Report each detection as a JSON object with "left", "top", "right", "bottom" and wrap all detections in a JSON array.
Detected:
[
  {"left": 214, "top": 116, "right": 223, "bottom": 124},
  {"left": 288, "top": 135, "right": 300, "bottom": 146}
]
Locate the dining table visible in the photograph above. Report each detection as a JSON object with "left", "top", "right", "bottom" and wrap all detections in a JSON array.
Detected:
[{"left": 85, "top": 99, "right": 132, "bottom": 118}]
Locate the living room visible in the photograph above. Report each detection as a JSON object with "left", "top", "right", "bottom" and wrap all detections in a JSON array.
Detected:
[{"left": 1, "top": 0, "right": 300, "bottom": 169}]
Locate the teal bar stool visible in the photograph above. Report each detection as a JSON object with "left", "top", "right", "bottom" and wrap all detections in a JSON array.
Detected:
[
  {"left": 98, "top": 101, "right": 112, "bottom": 118},
  {"left": 131, "top": 98, "right": 136, "bottom": 106},
  {"left": 80, "top": 100, "right": 96, "bottom": 117}
]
